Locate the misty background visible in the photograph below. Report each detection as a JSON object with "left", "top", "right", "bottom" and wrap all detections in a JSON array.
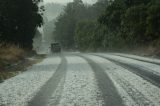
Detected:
[
  {"left": 33, "top": 1, "right": 64, "bottom": 53},
  {"left": 33, "top": 0, "right": 160, "bottom": 56},
  {"left": 33, "top": 0, "right": 97, "bottom": 53}
]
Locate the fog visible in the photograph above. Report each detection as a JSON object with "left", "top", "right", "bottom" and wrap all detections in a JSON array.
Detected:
[
  {"left": 44, "top": 0, "right": 97, "bottom": 4},
  {"left": 39, "top": 0, "right": 98, "bottom": 53}
]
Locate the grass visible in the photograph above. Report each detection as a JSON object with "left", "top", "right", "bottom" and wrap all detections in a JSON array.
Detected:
[
  {"left": 0, "top": 44, "right": 25, "bottom": 63},
  {"left": 0, "top": 44, "right": 25, "bottom": 82},
  {"left": 0, "top": 43, "right": 45, "bottom": 82}
]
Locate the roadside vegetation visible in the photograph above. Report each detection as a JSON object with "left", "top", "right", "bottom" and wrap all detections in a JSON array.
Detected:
[
  {"left": 0, "top": 44, "right": 25, "bottom": 65},
  {"left": 54, "top": 0, "right": 160, "bottom": 56},
  {"left": 0, "top": 0, "right": 43, "bottom": 49},
  {"left": 0, "top": 44, "right": 45, "bottom": 82},
  {"left": 0, "top": 44, "right": 25, "bottom": 82},
  {"left": 0, "top": 0, "right": 44, "bottom": 81}
]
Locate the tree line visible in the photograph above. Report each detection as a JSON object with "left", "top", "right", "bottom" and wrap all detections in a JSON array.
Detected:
[
  {"left": 0, "top": 0, "right": 43, "bottom": 49},
  {"left": 54, "top": 0, "right": 160, "bottom": 51}
]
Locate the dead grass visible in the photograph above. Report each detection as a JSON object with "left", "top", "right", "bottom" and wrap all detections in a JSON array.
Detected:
[
  {"left": 0, "top": 71, "right": 21, "bottom": 82},
  {"left": 0, "top": 43, "right": 45, "bottom": 82},
  {"left": 0, "top": 44, "right": 25, "bottom": 62},
  {"left": 0, "top": 43, "right": 26, "bottom": 82},
  {"left": 0, "top": 54, "right": 44, "bottom": 82}
]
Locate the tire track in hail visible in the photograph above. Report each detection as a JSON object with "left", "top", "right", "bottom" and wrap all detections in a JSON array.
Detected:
[
  {"left": 57, "top": 55, "right": 104, "bottom": 106},
  {"left": 88, "top": 54, "right": 160, "bottom": 106},
  {"left": 92, "top": 54, "right": 160, "bottom": 88},
  {"left": 28, "top": 54, "right": 67, "bottom": 106},
  {"left": 111, "top": 72, "right": 155, "bottom": 106},
  {"left": 90, "top": 55, "right": 160, "bottom": 106},
  {"left": 78, "top": 54, "right": 124, "bottom": 106},
  {"left": 112, "top": 54, "right": 160, "bottom": 66}
]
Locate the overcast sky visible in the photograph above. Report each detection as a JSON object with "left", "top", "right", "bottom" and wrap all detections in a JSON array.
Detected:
[{"left": 44, "top": 0, "right": 97, "bottom": 4}]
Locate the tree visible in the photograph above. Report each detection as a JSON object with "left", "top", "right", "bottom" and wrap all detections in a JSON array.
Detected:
[
  {"left": 75, "top": 21, "right": 104, "bottom": 51},
  {"left": 121, "top": 4, "right": 147, "bottom": 46},
  {"left": 0, "top": 0, "right": 43, "bottom": 49},
  {"left": 54, "top": 0, "right": 159, "bottom": 52},
  {"left": 54, "top": 0, "right": 86, "bottom": 49},
  {"left": 124, "top": 0, "right": 151, "bottom": 7},
  {"left": 97, "top": 0, "right": 127, "bottom": 50},
  {"left": 146, "top": 3, "right": 160, "bottom": 41},
  {"left": 98, "top": 0, "right": 126, "bottom": 31}
]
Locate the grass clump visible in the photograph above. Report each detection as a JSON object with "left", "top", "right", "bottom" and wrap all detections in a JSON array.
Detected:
[
  {"left": 0, "top": 44, "right": 25, "bottom": 61},
  {"left": 0, "top": 43, "right": 25, "bottom": 68},
  {"left": 0, "top": 43, "right": 25, "bottom": 82}
]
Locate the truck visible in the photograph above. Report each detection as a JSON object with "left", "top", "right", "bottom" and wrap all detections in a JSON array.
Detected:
[{"left": 51, "top": 42, "right": 61, "bottom": 53}]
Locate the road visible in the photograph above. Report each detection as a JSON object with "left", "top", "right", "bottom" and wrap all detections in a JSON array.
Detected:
[{"left": 0, "top": 52, "right": 160, "bottom": 106}]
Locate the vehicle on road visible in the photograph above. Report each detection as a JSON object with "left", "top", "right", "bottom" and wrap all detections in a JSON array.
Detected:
[{"left": 51, "top": 42, "right": 61, "bottom": 53}]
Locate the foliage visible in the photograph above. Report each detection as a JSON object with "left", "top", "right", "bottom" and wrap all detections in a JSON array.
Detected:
[
  {"left": 98, "top": 0, "right": 160, "bottom": 50},
  {"left": 75, "top": 21, "right": 101, "bottom": 51},
  {"left": 54, "top": 0, "right": 87, "bottom": 49},
  {"left": 98, "top": 0, "right": 128, "bottom": 49},
  {"left": 121, "top": 4, "right": 147, "bottom": 46},
  {"left": 54, "top": 0, "right": 109, "bottom": 49},
  {"left": 0, "top": 43, "right": 25, "bottom": 63},
  {"left": 146, "top": 3, "right": 160, "bottom": 41},
  {"left": 0, "top": 0, "right": 43, "bottom": 49},
  {"left": 99, "top": 0, "right": 126, "bottom": 30},
  {"left": 54, "top": 0, "right": 160, "bottom": 51}
]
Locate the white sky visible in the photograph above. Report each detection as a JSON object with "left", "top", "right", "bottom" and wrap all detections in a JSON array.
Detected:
[{"left": 44, "top": 0, "right": 97, "bottom": 4}]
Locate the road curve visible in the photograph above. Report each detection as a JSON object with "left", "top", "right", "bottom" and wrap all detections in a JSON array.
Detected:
[
  {"left": 0, "top": 52, "right": 160, "bottom": 106},
  {"left": 28, "top": 55, "right": 67, "bottom": 106}
]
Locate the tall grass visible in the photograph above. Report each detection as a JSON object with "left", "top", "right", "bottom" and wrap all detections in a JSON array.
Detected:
[{"left": 0, "top": 43, "right": 25, "bottom": 67}]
